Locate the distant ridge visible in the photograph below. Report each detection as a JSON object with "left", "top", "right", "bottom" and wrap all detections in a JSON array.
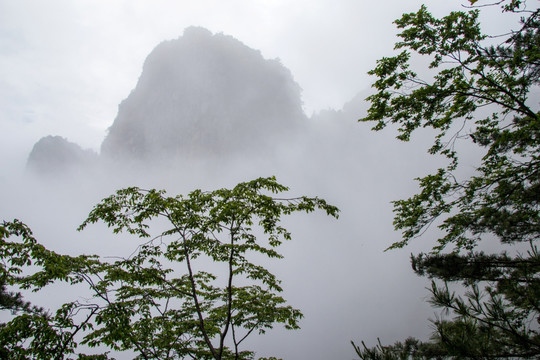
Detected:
[{"left": 26, "top": 135, "right": 97, "bottom": 174}]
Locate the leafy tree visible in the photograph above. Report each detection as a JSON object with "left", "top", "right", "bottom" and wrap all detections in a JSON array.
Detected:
[
  {"left": 353, "top": 0, "right": 540, "bottom": 358},
  {"left": 0, "top": 223, "right": 41, "bottom": 316},
  {"left": 0, "top": 177, "right": 338, "bottom": 359},
  {"left": 0, "top": 219, "right": 107, "bottom": 359}
]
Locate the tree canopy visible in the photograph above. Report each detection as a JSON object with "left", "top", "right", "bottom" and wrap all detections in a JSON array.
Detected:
[
  {"left": 353, "top": 0, "right": 540, "bottom": 358},
  {"left": 0, "top": 177, "right": 338, "bottom": 359}
]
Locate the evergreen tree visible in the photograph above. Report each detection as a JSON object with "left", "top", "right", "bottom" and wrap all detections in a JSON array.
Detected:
[{"left": 353, "top": 0, "right": 540, "bottom": 358}]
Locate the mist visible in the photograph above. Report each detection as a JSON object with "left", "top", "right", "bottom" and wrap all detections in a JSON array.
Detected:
[{"left": 0, "top": 9, "right": 482, "bottom": 359}]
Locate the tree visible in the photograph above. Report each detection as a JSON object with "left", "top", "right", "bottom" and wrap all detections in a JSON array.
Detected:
[
  {"left": 353, "top": 0, "right": 540, "bottom": 358},
  {"left": 0, "top": 224, "right": 41, "bottom": 316},
  {"left": 0, "top": 219, "right": 107, "bottom": 359},
  {"left": 0, "top": 177, "right": 338, "bottom": 359}
]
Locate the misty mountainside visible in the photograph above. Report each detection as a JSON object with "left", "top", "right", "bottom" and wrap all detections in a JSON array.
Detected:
[
  {"left": 101, "top": 27, "right": 306, "bottom": 160},
  {"left": 26, "top": 135, "right": 98, "bottom": 175},
  {"left": 27, "top": 27, "right": 309, "bottom": 173},
  {"left": 13, "top": 26, "right": 445, "bottom": 360}
]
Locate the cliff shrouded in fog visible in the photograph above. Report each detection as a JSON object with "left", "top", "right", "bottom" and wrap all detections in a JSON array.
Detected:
[
  {"left": 26, "top": 135, "right": 98, "bottom": 174},
  {"left": 27, "top": 27, "right": 307, "bottom": 170},
  {"left": 101, "top": 26, "right": 305, "bottom": 161}
]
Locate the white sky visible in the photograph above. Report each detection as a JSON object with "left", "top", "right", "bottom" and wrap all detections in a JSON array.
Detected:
[{"left": 0, "top": 0, "right": 463, "bottom": 172}]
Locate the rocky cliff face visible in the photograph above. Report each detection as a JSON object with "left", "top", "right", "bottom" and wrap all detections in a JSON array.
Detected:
[{"left": 100, "top": 27, "right": 306, "bottom": 161}]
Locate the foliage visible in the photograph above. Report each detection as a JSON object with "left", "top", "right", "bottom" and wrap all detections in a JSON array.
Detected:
[
  {"left": 0, "top": 223, "right": 42, "bottom": 316},
  {"left": 0, "top": 219, "right": 107, "bottom": 359},
  {"left": 0, "top": 177, "right": 338, "bottom": 359},
  {"left": 353, "top": 0, "right": 540, "bottom": 358}
]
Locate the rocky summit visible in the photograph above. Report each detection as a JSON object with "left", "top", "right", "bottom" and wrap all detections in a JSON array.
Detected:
[{"left": 100, "top": 27, "right": 306, "bottom": 161}]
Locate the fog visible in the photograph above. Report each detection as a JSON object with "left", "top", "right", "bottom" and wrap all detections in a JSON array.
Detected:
[{"left": 0, "top": 1, "right": 499, "bottom": 359}]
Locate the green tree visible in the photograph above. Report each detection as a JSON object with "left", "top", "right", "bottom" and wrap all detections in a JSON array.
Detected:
[
  {"left": 0, "top": 219, "right": 107, "bottom": 359},
  {"left": 0, "top": 177, "right": 338, "bottom": 359},
  {"left": 353, "top": 0, "right": 540, "bottom": 358},
  {"left": 0, "top": 224, "right": 41, "bottom": 316}
]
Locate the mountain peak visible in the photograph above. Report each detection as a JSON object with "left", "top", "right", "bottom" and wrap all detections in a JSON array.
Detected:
[{"left": 101, "top": 27, "right": 306, "bottom": 161}]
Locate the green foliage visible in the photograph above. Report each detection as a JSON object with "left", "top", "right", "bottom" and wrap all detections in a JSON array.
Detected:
[
  {"left": 364, "top": 0, "right": 539, "bottom": 252},
  {"left": 0, "top": 177, "right": 338, "bottom": 359},
  {"left": 354, "top": 0, "right": 540, "bottom": 358},
  {"left": 0, "top": 220, "right": 108, "bottom": 359},
  {"left": 352, "top": 338, "right": 446, "bottom": 360}
]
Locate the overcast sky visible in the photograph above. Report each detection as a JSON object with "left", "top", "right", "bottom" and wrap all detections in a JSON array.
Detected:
[{"left": 0, "top": 0, "right": 469, "bottom": 173}]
